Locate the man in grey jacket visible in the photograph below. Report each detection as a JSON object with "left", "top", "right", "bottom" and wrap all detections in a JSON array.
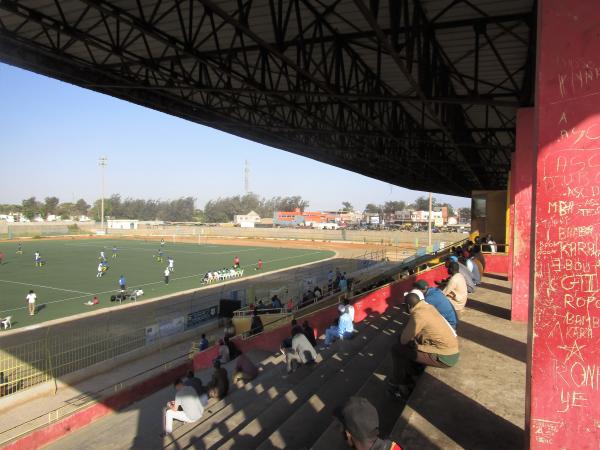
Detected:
[{"left": 283, "top": 328, "right": 318, "bottom": 373}]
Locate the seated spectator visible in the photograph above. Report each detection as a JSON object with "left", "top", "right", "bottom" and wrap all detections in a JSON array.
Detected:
[
  {"left": 280, "top": 319, "right": 303, "bottom": 353},
  {"left": 334, "top": 397, "right": 402, "bottom": 450},
  {"left": 184, "top": 370, "right": 204, "bottom": 397},
  {"left": 271, "top": 294, "right": 283, "bottom": 309},
  {"left": 388, "top": 293, "right": 459, "bottom": 399},
  {"left": 442, "top": 262, "right": 469, "bottom": 312},
  {"left": 313, "top": 286, "right": 322, "bottom": 299},
  {"left": 302, "top": 320, "right": 317, "bottom": 347},
  {"left": 343, "top": 298, "right": 355, "bottom": 323},
  {"left": 217, "top": 338, "right": 230, "bottom": 363},
  {"left": 223, "top": 320, "right": 236, "bottom": 338},
  {"left": 322, "top": 305, "right": 354, "bottom": 348},
  {"left": 449, "top": 256, "right": 475, "bottom": 293},
  {"left": 283, "top": 327, "right": 318, "bottom": 373},
  {"left": 161, "top": 378, "right": 208, "bottom": 436},
  {"left": 463, "top": 256, "right": 481, "bottom": 285},
  {"left": 256, "top": 300, "right": 266, "bottom": 313},
  {"left": 302, "top": 289, "right": 315, "bottom": 306},
  {"left": 413, "top": 280, "right": 458, "bottom": 330},
  {"left": 224, "top": 336, "right": 241, "bottom": 359},
  {"left": 208, "top": 359, "right": 229, "bottom": 400},
  {"left": 249, "top": 310, "right": 264, "bottom": 335},
  {"left": 199, "top": 334, "right": 209, "bottom": 351},
  {"left": 471, "top": 245, "right": 486, "bottom": 272},
  {"left": 484, "top": 233, "right": 497, "bottom": 253},
  {"left": 232, "top": 353, "right": 259, "bottom": 387}
]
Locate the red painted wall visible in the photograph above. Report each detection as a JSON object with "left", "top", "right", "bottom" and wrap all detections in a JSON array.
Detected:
[
  {"left": 483, "top": 253, "right": 509, "bottom": 275},
  {"left": 5, "top": 265, "right": 450, "bottom": 450},
  {"left": 508, "top": 156, "right": 516, "bottom": 282},
  {"left": 511, "top": 108, "right": 534, "bottom": 322},
  {"left": 528, "top": 1, "right": 600, "bottom": 447}
]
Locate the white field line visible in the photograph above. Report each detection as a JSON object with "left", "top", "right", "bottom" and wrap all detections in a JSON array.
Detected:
[
  {"left": 0, "top": 279, "right": 93, "bottom": 295},
  {"left": 63, "top": 242, "right": 260, "bottom": 256},
  {"left": 0, "top": 250, "right": 330, "bottom": 314}
]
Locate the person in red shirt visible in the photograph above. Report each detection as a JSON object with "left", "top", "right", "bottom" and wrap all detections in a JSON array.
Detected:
[
  {"left": 256, "top": 259, "right": 263, "bottom": 270},
  {"left": 0, "top": 252, "right": 4, "bottom": 265},
  {"left": 233, "top": 256, "right": 240, "bottom": 268}
]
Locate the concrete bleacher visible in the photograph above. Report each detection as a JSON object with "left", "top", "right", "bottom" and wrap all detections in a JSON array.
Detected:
[
  {"left": 43, "top": 303, "right": 406, "bottom": 449},
  {"left": 10, "top": 255, "right": 526, "bottom": 449},
  {"left": 391, "top": 273, "right": 526, "bottom": 449}
]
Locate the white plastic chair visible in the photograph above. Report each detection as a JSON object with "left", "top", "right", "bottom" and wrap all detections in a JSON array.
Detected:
[{"left": 1, "top": 316, "right": 12, "bottom": 330}]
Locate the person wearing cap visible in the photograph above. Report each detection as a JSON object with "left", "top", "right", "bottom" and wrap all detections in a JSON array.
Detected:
[
  {"left": 413, "top": 280, "right": 458, "bottom": 330},
  {"left": 448, "top": 256, "right": 475, "bottom": 293},
  {"left": 442, "top": 261, "right": 469, "bottom": 312},
  {"left": 335, "top": 397, "right": 402, "bottom": 450},
  {"left": 388, "top": 293, "right": 459, "bottom": 399}
]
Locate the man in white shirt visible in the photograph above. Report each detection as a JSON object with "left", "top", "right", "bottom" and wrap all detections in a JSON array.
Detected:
[
  {"left": 164, "top": 267, "right": 170, "bottom": 284},
  {"left": 168, "top": 257, "right": 174, "bottom": 272},
  {"left": 26, "top": 290, "right": 36, "bottom": 316},
  {"left": 162, "top": 378, "right": 208, "bottom": 436},
  {"left": 343, "top": 299, "right": 355, "bottom": 323},
  {"left": 442, "top": 262, "right": 469, "bottom": 312},
  {"left": 97, "top": 263, "right": 104, "bottom": 278}
]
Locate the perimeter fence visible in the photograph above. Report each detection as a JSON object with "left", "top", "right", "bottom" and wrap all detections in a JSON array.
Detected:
[{"left": 0, "top": 248, "right": 386, "bottom": 401}]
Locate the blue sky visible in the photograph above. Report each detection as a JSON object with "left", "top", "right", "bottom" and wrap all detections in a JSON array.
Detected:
[{"left": 0, "top": 63, "right": 469, "bottom": 211}]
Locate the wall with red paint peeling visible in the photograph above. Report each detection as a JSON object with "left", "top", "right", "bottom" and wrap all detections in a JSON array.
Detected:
[
  {"left": 511, "top": 108, "right": 534, "bottom": 322},
  {"left": 528, "top": 0, "right": 600, "bottom": 446}
]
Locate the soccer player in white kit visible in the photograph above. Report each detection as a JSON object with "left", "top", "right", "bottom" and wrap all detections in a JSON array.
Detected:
[
  {"left": 168, "top": 256, "right": 174, "bottom": 272},
  {"left": 26, "top": 290, "right": 37, "bottom": 316}
]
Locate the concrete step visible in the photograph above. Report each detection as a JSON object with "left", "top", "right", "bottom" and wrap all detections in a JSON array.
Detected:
[
  {"left": 42, "top": 350, "right": 278, "bottom": 450},
  {"left": 310, "top": 340, "right": 405, "bottom": 450},
  {"left": 213, "top": 311, "right": 399, "bottom": 450},
  {"left": 258, "top": 305, "right": 404, "bottom": 450}
]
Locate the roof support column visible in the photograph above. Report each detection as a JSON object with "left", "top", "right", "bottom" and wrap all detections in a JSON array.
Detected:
[
  {"left": 510, "top": 108, "right": 533, "bottom": 322},
  {"left": 527, "top": 0, "right": 600, "bottom": 446}
]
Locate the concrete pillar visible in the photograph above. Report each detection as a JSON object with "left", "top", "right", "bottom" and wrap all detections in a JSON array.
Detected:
[
  {"left": 507, "top": 169, "right": 514, "bottom": 282},
  {"left": 511, "top": 108, "right": 533, "bottom": 322},
  {"left": 527, "top": 0, "right": 600, "bottom": 447}
]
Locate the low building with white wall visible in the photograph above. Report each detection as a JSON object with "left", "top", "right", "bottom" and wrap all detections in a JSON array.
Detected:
[{"left": 107, "top": 219, "right": 139, "bottom": 230}]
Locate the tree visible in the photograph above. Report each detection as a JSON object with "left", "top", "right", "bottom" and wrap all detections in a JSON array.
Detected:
[
  {"left": 458, "top": 207, "right": 471, "bottom": 223},
  {"left": 44, "top": 197, "right": 60, "bottom": 216},
  {"left": 74, "top": 199, "right": 90, "bottom": 216},
  {"left": 364, "top": 203, "right": 381, "bottom": 214},
  {"left": 410, "top": 196, "right": 436, "bottom": 211},
  {"left": 341, "top": 201, "right": 353, "bottom": 212},
  {"left": 21, "top": 197, "right": 40, "bottom": 220},
  {"left": 383, "top": 201, "right": 406, "bottom": 214}
]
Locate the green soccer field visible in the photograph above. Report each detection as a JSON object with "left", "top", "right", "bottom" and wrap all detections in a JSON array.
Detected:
[{"left": 0, "top": 238, "right": 334, "bottom": 329}]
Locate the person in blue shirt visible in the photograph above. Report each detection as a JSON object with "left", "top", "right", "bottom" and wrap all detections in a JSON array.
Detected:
[
  {"left": 118, "top": 275, "right": 126, "bottom": 292},
  {"left": 199, "top": 334, "right": 209, "bottom": 351},
  {"left": 322, "top": 304, "right": 354, "bottom": 347},
  {"left": 414, "top": 280, "right": 458, "bottom": 330}
]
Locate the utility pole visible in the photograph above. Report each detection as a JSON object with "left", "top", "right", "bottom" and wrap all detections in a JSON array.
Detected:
[
  {"left": 244, "top": 160, "right": 250, "bottom": 194},
  {"left": 99, "top": 156, "right": 108, "bottom": 232},
  {"left": 428, "top": 192, "right": 432, "bottom": 248}
]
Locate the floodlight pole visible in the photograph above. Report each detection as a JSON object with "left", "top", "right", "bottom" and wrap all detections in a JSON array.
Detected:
[
  {"left": 99, "top": 156, "right": 108, "bottom": 231},
  {"left": 428, "top": 192, "right": 432, "bottom": 248}
]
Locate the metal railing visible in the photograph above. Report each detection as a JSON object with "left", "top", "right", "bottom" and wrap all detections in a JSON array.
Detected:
[
  {"left": 0, "top": 349, "right": 194, "bottom": 446},
  {"left": 0, "top": 248, "right": 385, "bottom": 401}
]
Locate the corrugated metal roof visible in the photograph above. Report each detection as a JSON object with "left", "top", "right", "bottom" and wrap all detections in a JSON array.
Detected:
[{"left": 0, "top": 0, "right": 535, "bottom": 195}]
